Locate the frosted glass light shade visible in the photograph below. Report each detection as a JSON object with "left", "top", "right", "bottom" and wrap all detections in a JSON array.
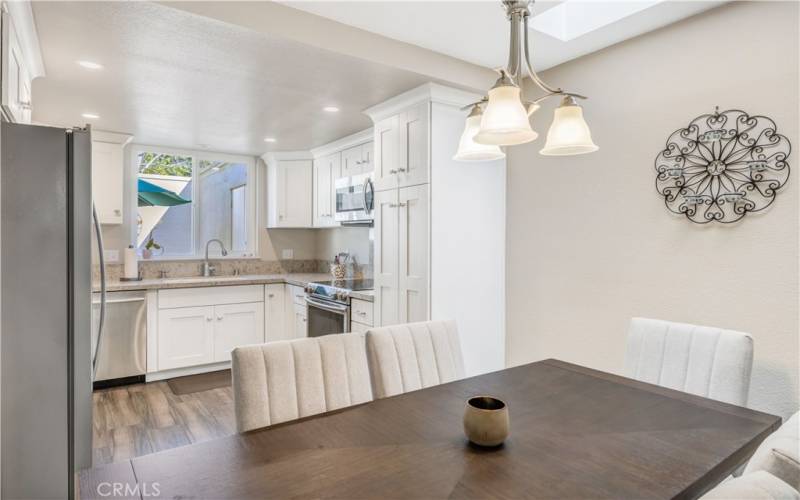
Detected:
[
  {"left": 540, "top": 101, "right": 598, "bottom": 156},
  {"left": 474, "top": 85, "right": 538, "bottom": 146},
  {"left": 454, "top": 114, "right": 506, "bottom": 162}
]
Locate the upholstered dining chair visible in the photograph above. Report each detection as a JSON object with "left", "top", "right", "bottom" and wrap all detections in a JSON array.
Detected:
[
  {"left": 231, "top": 333, "right": 373, "bottom": 432},
  {"left": 366, "top": 320, "right": 465, "bottom": 399},
  {"left": 624, "top": 317, "right": 754, "bottom": 406},
  {"left": 701, "top": 471, "right": 799, "bottom": 500}
]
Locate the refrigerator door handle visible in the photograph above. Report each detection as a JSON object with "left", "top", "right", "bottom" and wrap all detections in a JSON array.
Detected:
[{"left": 91, "top": 203, "right": 106, "bottom": 378}]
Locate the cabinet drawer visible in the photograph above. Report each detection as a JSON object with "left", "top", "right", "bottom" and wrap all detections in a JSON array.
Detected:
[
  {"left": 287, "top": 284, "right": 306, "bottom": 306},
  {"left": 159, "top": 285, "right": 263, "bottom": 309},
  {"left": 350, "top": 321, "right": 370, "bottom": 334},
  {"left": 351, "top": 298, "right": 373, "bottom": 326}
]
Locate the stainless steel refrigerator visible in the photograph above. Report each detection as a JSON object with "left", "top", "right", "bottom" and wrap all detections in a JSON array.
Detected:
[{"left": 1, "top": 121, "right": 93, "bottom": 499}]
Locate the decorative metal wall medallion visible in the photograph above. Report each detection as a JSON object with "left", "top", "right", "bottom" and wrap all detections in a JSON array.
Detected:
[{"left": 655, "top": 108, "right": 791, "bottom": 224}]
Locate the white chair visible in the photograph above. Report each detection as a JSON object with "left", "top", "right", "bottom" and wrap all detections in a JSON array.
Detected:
[
  {"left": 702, "top": 471, "right": 799, "bottom": 500},
  {"left": 744, "top": 411, "right": 800, "bottom": 490},
  {"left": 624, "top": 317, "right": 754, "bottom": 406},
  {"left": 366, "top": 320, "right": 465, "bottom": 399},
  {"left": 231, "top": 333, "right": 373, "bottom": 432}
]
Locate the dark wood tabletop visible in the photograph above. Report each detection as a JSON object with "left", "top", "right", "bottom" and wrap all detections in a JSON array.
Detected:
[{"left": 79, "top": 359, "right": 780, "bottom": 500}]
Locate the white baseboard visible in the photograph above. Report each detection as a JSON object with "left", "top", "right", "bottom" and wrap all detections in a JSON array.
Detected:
[{"left": 145, "top": 361, "right": 231, "bottom": 382}]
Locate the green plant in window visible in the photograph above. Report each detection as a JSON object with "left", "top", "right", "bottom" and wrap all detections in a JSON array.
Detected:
[
  {"left": 144, "top": 237, "right": 161, "bottom": 251},
  {"left": 138, "top": 152, "right": 192, "bottom": 177}
]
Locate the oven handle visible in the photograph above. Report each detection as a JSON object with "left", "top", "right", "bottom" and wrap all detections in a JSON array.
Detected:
[{"left": 305, "top": 296, "right": 349, "bottom": 314}]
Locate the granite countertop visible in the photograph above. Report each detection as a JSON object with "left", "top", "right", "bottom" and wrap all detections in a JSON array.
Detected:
[{"left": 93, "top": 273, "right": 375, "bottom": 302}]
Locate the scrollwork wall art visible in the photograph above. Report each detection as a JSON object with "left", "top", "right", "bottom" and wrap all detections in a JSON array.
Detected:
[{"left": 655, "top": 108, "right": 791, "bottom": 224}]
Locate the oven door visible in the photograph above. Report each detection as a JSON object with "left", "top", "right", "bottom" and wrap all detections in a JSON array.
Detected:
[
  {"left": 305, "top": 296, "right": 350, "bottom": 337},
  {"left": 335, "top": 173, "right": 374, "bottom": 224}
]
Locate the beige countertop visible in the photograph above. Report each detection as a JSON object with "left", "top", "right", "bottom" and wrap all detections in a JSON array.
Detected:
[{"left": 94, "top": 273, "right": 374, "bottom": 302}]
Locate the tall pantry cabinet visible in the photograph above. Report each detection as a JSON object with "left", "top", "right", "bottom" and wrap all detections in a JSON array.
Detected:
[{"left": 364, "top": 84, "right": 507, "bottom": 376}]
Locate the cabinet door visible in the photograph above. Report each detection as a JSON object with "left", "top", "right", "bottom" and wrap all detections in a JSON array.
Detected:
[
  {"left": 313, "top": 154, "right": 340, "bottom": 228},
  {"left": 157, "top": 306, "right": 215, "bottom": 370},
  {"left": 276, "top": 160, "right": 312, "bottom": 227},
  {"left": 265, "top": 284, "right": 287, "bottom": 342},
  {"left": 341, "top": 145, "right": 363, "bottom": 177},
  {"left": 374, "top": 189, "right": 399, "bottom": 327},
  {"left": 91, "top": 142, "right": 124, "bottom": 224},
  {"left": 1, "top": 12, "right": 31, "bottom": 124},
  {"left": 398, "top": 102, "right": 430, "bottom": 188},
  {"left": 360, "top": 141, "right": 374, "bottom": 173},
  {"left": 373, "top": 116, "right": 399, "bottom": 192},
  {"left": 350, "top": 321, "right": 370, "bottom": 334},
  {"left": 399, "top": 184, "right": 429, "bottom": 324},
  {"left": 213, "top": 302, "right": 264, "bottom": 362},
  {"left": 293, "top": 302, "right": 307, "bottom": 339}
]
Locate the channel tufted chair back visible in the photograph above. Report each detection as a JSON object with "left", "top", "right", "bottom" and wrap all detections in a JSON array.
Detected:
[
  {"left": 624, "top": 317, "right": 754, "bottom": 406},
  {"left": 231, "top": 333, "right": 373, "bottom": 432},
  {"left": 366, "top": 320, "right": 465, "bottom": 399}
]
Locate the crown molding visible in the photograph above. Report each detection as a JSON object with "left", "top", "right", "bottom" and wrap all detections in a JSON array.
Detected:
[
  {"left": 310, "top": 128, "right": 373, "bottom": 159},
  {"left": 363, "top": 82, "right": 483, "bottom": 123},
  {"left": 92, "top": 129, "right": 133, "bottom": 146},
  {"left": 261, "top": 150, "right": 314, "bottom": 164}
]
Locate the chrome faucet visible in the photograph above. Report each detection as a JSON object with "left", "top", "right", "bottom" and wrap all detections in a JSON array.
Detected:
[{"left": 203, "top": 239, "right": 228, "bottom": 277}]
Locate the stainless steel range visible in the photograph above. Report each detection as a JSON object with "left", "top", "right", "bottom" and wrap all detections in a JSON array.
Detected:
[{"left": 304, "top": 279, "right": 374, "bottom": 337}]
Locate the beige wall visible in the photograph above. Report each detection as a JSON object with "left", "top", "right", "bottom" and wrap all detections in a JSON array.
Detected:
[{"left": 506, "top": 1, "right": 799, "bottom": 418}]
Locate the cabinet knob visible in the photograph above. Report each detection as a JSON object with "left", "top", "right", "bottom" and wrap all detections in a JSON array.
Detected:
[
  {"left": 388, "top": 169, "right": 397, "bottom": 174},
  {"left": 217, "top": 315, "right": 223, "bottom": 321},
  {"left": 114, "top": 209, "right": 121, "bottom": 216},
  {"left": 302, "top": 318, "right": 307, "bottom": 322},
  {"left": 268, "top": 294, "right": 275, "bottom": 298},
  {"left": 397, "top": 168, "right": 406, "bottom": 173},
  {"left": 206, "top": 317, "right": 213, "bottom": 322}
]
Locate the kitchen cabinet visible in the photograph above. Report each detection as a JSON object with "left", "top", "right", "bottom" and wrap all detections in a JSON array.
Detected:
[
  {"left": 364, "top": 83, "right": 506, "bottom": 374},
  {"left": 350, "top": 321, "right": 369, "bottom": 334},
  {"left": 351, "top": 298, "right": 373, "bottom": 327},
  {"left": 373, "top": 185, "right": 428, "bottom": 326},
  {"left": 155, "top": 285, "right": 265, "bottom": 371},
  {"left": 372, "top": 103, "right": 428, "bottom": 192},
  {"left": 266, "top": 157, "right": 313, "bottom": 228},
  {"left": 1, "top": 10, "right": 30, "bottom": 124},
  {"left": 264, "top": 284, "right": 286, "bottom": 342},
  {"left": 373, "top": 189, "right": 400, "bottom": 326},
  {"left": 91, "top": 141, "right": 124, "bottom": 224},
  {"left": 213, "top": 302, "right": 264, "bottom": 362},
  {"left": 157, "top": 306, "right": 215, "bottom": 370},
  {"left": 341, "top": 141, "right": 374, "bottom": 177},
  {"left": 313, "top": 153, "right": 340, "bottom": 228},
  {"left": 292, "top": 302, "right": 307, "bottom": 339}
]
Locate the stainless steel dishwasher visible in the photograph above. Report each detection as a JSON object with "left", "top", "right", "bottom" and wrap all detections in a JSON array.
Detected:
[{"left": 91, "top": 290, "right": 146, "bottom": 388}]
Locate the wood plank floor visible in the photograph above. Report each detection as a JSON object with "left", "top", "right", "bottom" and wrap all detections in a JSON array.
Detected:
[{"left": 92, "top": 380, "right": 235, "bottom": 466}]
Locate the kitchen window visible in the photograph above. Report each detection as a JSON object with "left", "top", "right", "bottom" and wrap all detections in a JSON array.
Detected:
[{"left": 134, "top": 146, "right": 257, "bottom": 259}]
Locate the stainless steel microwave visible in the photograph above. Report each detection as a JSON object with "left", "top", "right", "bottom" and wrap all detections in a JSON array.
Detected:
[{"left": 335, "top": 172, "right": 374, "bottom": 225}]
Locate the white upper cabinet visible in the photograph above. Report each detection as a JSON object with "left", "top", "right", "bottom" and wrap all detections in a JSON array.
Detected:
[
  {"left": 398, "top": 103, "right": 430, "bottom": 188},
  {"left": 1, "top": 4, "right": 44, "bottom": 124},
  {"left": 313, "top": 153, "right": 340, "bottom": 228},
  {"left": 91, "top": 132, "right": 132, "bottom": 225},
  {"left": 341, "top": 145, "right": 362, "bottom": 178},
  {"left": 373, "top": 115, "right": 399, "bottom": 192},
  {"left": 266, "top": 157, "right": 313, "bottom": 228},
  {"left": 360, "top": 141, "right": 374, "bottom": 173}
]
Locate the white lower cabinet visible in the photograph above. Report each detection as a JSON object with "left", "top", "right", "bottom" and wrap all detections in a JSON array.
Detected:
[
  {"left": 350, "top": 321, "right": 369, "bottom": 334},
  {"left": 213, "top": 302, "right": 264, "bottom": 362},
  {"left": 157, "top": 306, "right": 215, "bottom": 370},
  {"left": 292, "top": 302, "right": 307, "bottom": 338},
  {"left": 265, "top": 284, "right": 287, "bottom": 342}
]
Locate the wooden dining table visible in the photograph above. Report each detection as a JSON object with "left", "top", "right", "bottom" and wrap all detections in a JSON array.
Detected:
[{"left": 79, "top": 359, "right": 780, "bottom": 500}]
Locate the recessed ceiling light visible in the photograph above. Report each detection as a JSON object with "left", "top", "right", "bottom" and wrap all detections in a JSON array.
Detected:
[
  {"left": 263, "top": 137, "right": 277, "bottom": 143},
  {"left": 77, "top": 60, "right": 103, "bottom": 70},
  {"left": 81, "top": 113, "right": 100, "bottom": 120},
  {"left": 323, "top": 106, "right": 340, "bottom": 113}
]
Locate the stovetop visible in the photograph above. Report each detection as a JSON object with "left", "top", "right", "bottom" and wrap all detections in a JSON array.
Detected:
[
  {"left": 305, "top": 279, "right": 374, "bottom": 303},
  {"left": 309, "top": 279, "right": 374, "bottom": 291}
]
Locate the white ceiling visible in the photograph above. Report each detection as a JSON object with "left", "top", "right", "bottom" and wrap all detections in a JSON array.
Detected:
[
  {"left": 31, "top": 1, "right": 723, "bottom": 156},
  {"left": 281, "top": 1, "right": 724, "bottom": 71},
  {"left": 31, "top": 1, "right": 432, "bottom": 155}
]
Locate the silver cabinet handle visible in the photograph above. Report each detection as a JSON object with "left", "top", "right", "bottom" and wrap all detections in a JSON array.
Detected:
[
  {"left": 206, "top": 317, "right": 213, "bottom": 322},
  {"left": 397, "top": 168, "right": 406, "bottom": 173},
  {"left": 388, "top": 169, "right": 397, "bottom": 174},
  {"left": 268, "top": 293, "right": 275, "bottom": 298},
  {"left": 217, "top": 315, "right": 223, "bottom": 321},
  {"left": 357, "top": 311, "right": 367, "bottom": 316}
]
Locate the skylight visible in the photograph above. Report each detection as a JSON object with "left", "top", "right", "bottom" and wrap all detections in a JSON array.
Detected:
[{"left": 531, "top": 0, "right": 667, "bottom": 42}]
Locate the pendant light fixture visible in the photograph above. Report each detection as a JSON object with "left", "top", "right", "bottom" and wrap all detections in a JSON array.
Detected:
[
  {"left": 454, "top": 0, "right": 598, "bottom": 161},
  {"left": 453, "top": 104, "right": 506, "bottom": 161}
]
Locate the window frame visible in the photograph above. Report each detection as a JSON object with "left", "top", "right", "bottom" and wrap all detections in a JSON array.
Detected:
[{"left": 130, "top": 145, "right": 258, "bottom": 260}]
